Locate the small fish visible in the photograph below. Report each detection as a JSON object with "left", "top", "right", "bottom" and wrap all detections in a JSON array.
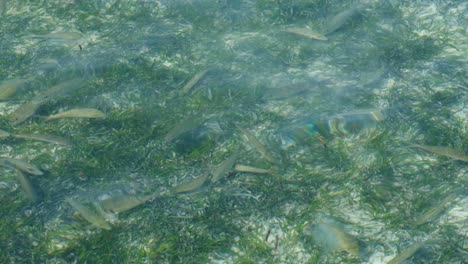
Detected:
[
  {"left": 311, "top": 222, "right": 359, "bottom": 256},
  {"left": 173, "top": 174, "right": 209, "bottom": 194},
  {"left": 9, "top": 101, "right": 41, "bottom": 125},
  {"left": 180, "top": 68, "right": 210, "bottom": 95},
  {"left": 32, "top": 78, "right": 87, "bottom": 104},
  {"left": 0, "top": 0, "right": 5, "bottom": 16},
  {"left": 13, "top": 133, "right": 72, "bottom": 146},
  {"left": 163, "top": 115, "right": 205, "bottom": 144},
  {"left": 15, "top": 170, "right": 39, "bottom": 203},
  {"left": 326, "top": 109, "right": 384, "bottom": 135},
  {"left": 100, "top": 193, "right": 155, "bottom": 213},
  {"left": 30, "top": 31, "right": 83, "bottom": 41},
  {"left": 357, "top": 66, "right": 386, "bottom": 86},
  {"left": 67, "top": 198, "right": 111, "bottom": 230},
  {"left": 0, "top": 158, "right": 43, "bottom": 176},
  {"left": 323, "top": 6, "right": 363, "bottom": 35},
  {"left": 0, "top": 79, "right": 28, "bottom": 100},
  {"left": 414, "top": 193, "right": 458, "bottom": 226},
  {"left": 0, "top": 129, "right": 11, "bottom": 138},
  {"left": 9, "top": 78, "right": 86, "bottom": 125},
  {"left": 45, "top": 108, "right": 106, "bottom": 121},
  {"left": 237, "top": 126, "right": 276, "bottom": 163},
  {"left": 283, "top": 27, "right": 328, "bottom": 41},
  {"left": 411, "top": 144, "right": 468, "bottom": 162},
  {"left": 387, "top": 241, "right": 425, "bottom": 264},
  {"left": 234, "top": 164, "right": 274, "bottom": 174},
  {"left": 210, "top": 147, "right": 241, "bottom": 183}
]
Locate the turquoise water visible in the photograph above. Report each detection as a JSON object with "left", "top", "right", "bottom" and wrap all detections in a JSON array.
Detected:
[{"left": 0, "top": 1, "right": 466, "bottom": 263}]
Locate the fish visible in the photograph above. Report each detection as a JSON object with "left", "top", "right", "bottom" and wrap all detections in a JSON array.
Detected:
[
  {"left": 15, "top": 170, "right": 39, "bottom": 203},
  {"left": 29, "top": 31, "right": 83, "bottom": 41},
  {"left": 326, "top": 109, "right": 384, "bottom": 135},
  {"left": 283, "top": 27, "right": 328, "bottom": 41},
  {"left": 0, "top": 79, "right": 28, "bottom": 100},
  {"left": 163, "top": 115, "right": 205, "bottom": 144},
  {"left": 13, "top": 133, "right": 72, "bottom": 146},
  {"left": 311, "top": 222, "right": 359, "bottom": 256},
  {"left": 45, "top": 108, "right": 106, "bottom": 121},
  {"left": 36, "top": 58, "right": 61, "bottom": 72},
  {"left": 173, "top": 174, "right": 209, "bottom": 194},
  {"left": 0, "top": 157, "right": 44, "bottom": 176},
  {"left": 414, "top": 193, "right": 458, "bottom": 226},
  {"left": 387, "top": 241, "right": 426, "bottom": 264},
  {"left": 180, "top": 68, "right": 210, "bottom": 95},
  {"left": 67, "top": 198, "right": 111, "bottom": 230},
  {"left": 237, "top": 126, "right": 276, "bottom": 163},
  {"left": 100, "top": 193, "right": 155, "bottom": 213},
  {"left": 210, "top": 147, "right": 241, "bottom": 183},
  {"left": 0, "top": 129, "right": 11, "bottom": 138},
  {"left": 0, "top": 0, "right": 5, "bottom": 16},
  {"left": 323, "top": 6, "right": 363, "bottom": 35},
  {"left": 9, "top": 78, "right": 86, "bottom": 125},
  {"left": 31, "top": 78, "right": 86, "bottom": 104},
  {"left": 357, "top": 66, "right": 386, "bottom": 86},
  {"left": 278, "top": 122, "right": 323, "bottom": 149},
  {"left": 9, "top": 101, "right": 42, "bottom": 125},
  {"left": 234, "top": 164, "right": 274, "bottom": 174},
  {"left": 411, "top": 144, "right": 468, "bottom": 162}
]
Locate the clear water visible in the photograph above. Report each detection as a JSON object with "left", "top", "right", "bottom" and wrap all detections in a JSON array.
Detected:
[{"left": 0, "top": 0, "right": 466, "bottom": 263}]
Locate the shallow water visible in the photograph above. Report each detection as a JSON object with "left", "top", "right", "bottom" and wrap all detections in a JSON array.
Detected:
[{"left": 0, "top": 0, "right": 466, "bottom": 263}]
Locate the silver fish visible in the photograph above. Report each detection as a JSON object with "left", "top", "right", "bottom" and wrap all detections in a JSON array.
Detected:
[
  {"left": 67, "top": 198, "right": 111, "bottom": 230},
  {"left": 0, "top": 129, "right": 11, "bottom": 138},
  {"left": 0, "top": 0, "right": 5, "bottom": 17},
  {"left": 13, "top": 133, "right": 72, "bottom": 146},
  {"left": 0, "top": 158, "right": 43, "bottom": 176},
  {"left": 180, "top": 68, "right": 210, "bottom": 95},
  {"left": 45, "top": 108, "right": 106, "bottom": 121},
  {"left": 323, "top": 6, "right": 363, "bottom": 35},
  {"left": 237, "top": 126, "right": 276, "bottom": 163},
  {"left": 32, "top": 78, "right": 86, "bottom": 104},
  {"left": 0, "top": 79, "right": 29, "bottom": 100},
  {"left": 9, "top": 101, "right": 41, "bottom": 125},
  {"left": 412, "top": 144, "right": 468, "bottom": 162},
  {"left": 15, "top": 170, "right": 39, "bottom": 203},
  {"left": 173, "top": 174, "right": 209, "bottom": 194},
  {"left": 234, "top": 164, "right": 274, "bottom": 174},
  {"left": 9, "top": 78, "right": 86, "bottom": 125},
  {"left": 388, "top": 241, "right": 426, "bottom": 264},
  {"left": 283, "top": 27, "right": 328, "bottom": 41},
  {"left": 30, "top": 31, "right": 83, "bottom": 41},
  {"left": 163, "top": 115, "right": 205, "bottom": 144},
  {"left": 100, "top": 193, "right": 155, "bottom": 213},
  {"left": 210, "top": 147, "right": 241, "bottom": 183},
  {"left": 414, "top": 193, "right": 458, "bottom": 226}
]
